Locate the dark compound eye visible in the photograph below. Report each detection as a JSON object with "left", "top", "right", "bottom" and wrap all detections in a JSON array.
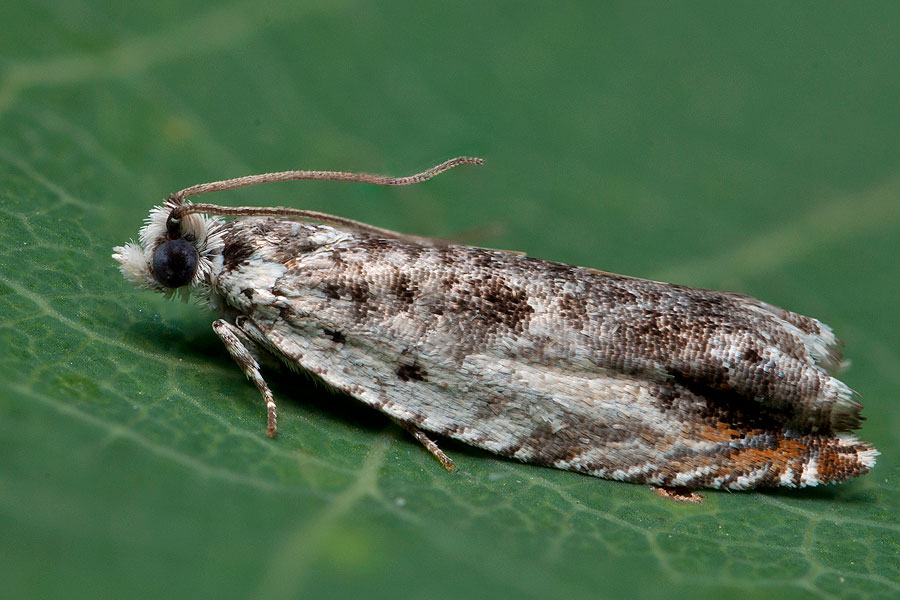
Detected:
[{"left": 152, "top": 238, "right": 199, "bottom": 288}]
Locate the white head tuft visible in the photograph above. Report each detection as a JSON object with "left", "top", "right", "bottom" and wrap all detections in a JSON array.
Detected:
[{"left": 112, "top": 198, "right": 225, "bottom": 300}]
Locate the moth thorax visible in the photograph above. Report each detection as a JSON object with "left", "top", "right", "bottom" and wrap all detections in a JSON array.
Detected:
[{"left": 152, "top": 238, "right": 199, "bottom": 288}]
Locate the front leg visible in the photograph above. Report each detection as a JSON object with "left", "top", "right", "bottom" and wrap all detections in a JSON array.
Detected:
[{"left": 212, "top": 318, "right": 278, "bottom": 437}]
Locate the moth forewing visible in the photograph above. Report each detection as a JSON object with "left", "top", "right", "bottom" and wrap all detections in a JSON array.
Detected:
[{"left": 113, "top": 157, "right": 877, "bottom": 497}]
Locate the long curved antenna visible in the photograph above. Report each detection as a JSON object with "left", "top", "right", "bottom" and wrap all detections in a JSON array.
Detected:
[
  {"left": 166, "top": 157, "right": 483, "bottom": 244},
  {"left": 171, "top": 156, "right": 483, "bottom": 202}
]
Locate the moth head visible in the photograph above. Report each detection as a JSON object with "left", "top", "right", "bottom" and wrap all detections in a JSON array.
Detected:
[{"left": 112, "top": 197, "right": 224, "bottom": 298}]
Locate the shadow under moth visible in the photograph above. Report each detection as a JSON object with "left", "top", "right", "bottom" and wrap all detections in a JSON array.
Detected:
[{"left": 113, "top": 157, "right": 877, "bottom": 500}]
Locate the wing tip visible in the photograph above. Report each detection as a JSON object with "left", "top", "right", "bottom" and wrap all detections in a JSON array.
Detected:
[{"left": 800, "top": 434, "right": 878, "bottom": 487}]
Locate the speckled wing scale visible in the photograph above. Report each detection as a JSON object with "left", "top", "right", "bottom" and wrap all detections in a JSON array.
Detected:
[{"left": 113, "top": 157, "right": 878, "bottom": 497}]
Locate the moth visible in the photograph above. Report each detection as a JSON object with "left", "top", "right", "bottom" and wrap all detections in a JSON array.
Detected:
[{"left": 113, "top": 157, "right": 877, "bottom": 495}]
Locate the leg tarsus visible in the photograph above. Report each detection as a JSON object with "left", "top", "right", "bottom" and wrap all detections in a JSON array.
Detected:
[
  {"left": 212, "top": 319, "right": 278, "bottom": 438},
  {"left": 393, "top": 418, "right": 455, "bottom": 472}
]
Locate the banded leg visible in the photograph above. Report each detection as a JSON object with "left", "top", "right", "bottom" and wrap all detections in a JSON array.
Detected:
[
  {"left": 212, "top": 318, "right": 278, "bottom": 437},
  {"left": 392, "top": 418, "right": 455, "bottom": 472}
]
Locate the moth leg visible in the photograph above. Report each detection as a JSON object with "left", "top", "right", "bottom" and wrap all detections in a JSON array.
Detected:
[
  {"left": 392, "top": 418, "right": 456, "bottom": 472},
  {"left": 212, "top": 318, "right": 278, "bottom": 438}
]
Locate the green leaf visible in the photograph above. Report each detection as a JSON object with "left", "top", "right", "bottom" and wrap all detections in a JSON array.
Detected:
[{"left": 2, "top": 2, "right": 899, "bottom": 599}]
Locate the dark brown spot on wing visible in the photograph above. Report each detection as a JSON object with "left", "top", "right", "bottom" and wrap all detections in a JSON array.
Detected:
[
  {"left": 323, "top": 283, "right": 341, "bottom": 300},
  {"left": 742, "top": 347, "right": 762, "bottom": 363},
  {"left": 323, "top": 328, "right": 346, "bottom": 344},
  {"left": 397, "top": 363, "right": 427, "bottom": 382},
  {"left": 222, "top": 234, "right": 255, "bottom": 269},
  {"left": 391, "top": 272, "right": 416, "bottom": 307}
]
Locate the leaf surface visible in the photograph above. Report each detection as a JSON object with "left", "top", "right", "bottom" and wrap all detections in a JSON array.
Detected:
[{"left": 1, "top": 2, "right": 898, "bottom": 599}]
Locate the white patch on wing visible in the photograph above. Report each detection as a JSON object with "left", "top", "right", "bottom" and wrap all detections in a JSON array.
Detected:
[{"left": 800, "top": 457, "right": 820, "bottom": 486}]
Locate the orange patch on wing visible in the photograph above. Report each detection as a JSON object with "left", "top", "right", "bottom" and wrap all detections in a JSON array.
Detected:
[
  {"left": 687, "top": 422, "right": 809, "bottom": 482},
  {"left": 729, "top": 438, "right": 808, "bottom": 472},
  {"left": 696, "top": 420, "right": 742, "bottom": 443}
]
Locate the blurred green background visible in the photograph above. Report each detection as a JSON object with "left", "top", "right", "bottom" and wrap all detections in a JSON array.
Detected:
[{"left": 1, "top": 1, "right": 899, "bottom": 598}]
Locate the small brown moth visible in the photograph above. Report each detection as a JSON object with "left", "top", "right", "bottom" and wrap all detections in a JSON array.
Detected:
[{"left": 114, "top": 158, "right": 877, "bottom": 498}]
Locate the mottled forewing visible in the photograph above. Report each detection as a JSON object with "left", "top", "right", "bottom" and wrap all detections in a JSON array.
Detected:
[{"left": 213, "top": 218, "right": 874, "bottom": 489}]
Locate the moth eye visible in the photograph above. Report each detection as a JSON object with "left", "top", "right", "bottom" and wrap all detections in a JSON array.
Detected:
[{"left": 152, "top": 238, "right": 199, "bottom": 288}]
